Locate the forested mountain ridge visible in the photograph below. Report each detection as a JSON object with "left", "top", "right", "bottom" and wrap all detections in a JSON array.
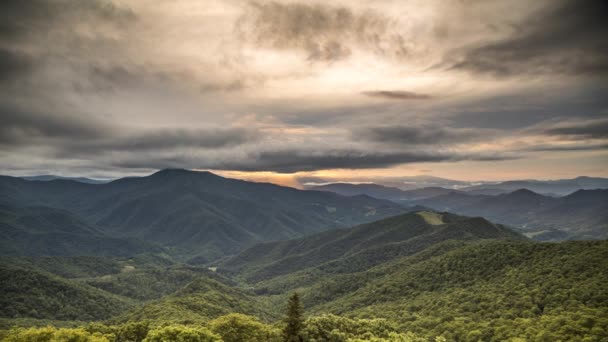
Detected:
[
  {"left": 1, "top": 212, "right": 607, "bottom": 341},
  {"left": 0, "top": 169, "right": 408, "bottom": 261},
  {"left": 312, "top": 239, "right": 608, "bottom": 341},
  {"left": 221, "top": 211, "right": 523, "bottom": 283},
  {"left": 0, "top": 262, "right": 134, "bottom": 321},
  {"left": 0, "top": 205, "right": 156, "bottom": 257},
  {"left": 221, "top": 238, "right": 608, "bottom": 341}
]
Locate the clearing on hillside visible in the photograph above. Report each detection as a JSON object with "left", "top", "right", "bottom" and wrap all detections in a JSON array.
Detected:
[{"left": 417, "top": 211, "right": 444, "bottom": 225}]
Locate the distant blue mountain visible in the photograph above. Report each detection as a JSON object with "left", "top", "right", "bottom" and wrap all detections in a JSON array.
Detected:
[{"left": 21, "top": 175, "right": 111, "bottom": 184}]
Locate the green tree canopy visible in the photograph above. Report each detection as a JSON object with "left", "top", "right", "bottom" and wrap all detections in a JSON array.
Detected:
[{"left": 283, "top": 293, "right": 305, "bottom": 342}]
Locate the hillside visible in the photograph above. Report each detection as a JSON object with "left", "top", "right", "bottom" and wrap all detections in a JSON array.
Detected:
[
  {"left": 0, "top": 169, "right": 407, "bottom": 261},
  {"left": 315, "top": 240, "right": 608, "bottom": 340},
  {"left": 0, "top": 210, "right": 606, "bottom": 340},
  {"left": 0, "top": 205, "right": 155, "bottom": 257},
  {"left": 0, "top": 255, "right": 261, "bottom": 325},
  {"left": 415, "top": 189, "right": 608, "bottom": 240},
  {"left": 0, "top": 262, "right": 134, "bottom": 321},
  {"left": 221, "top": 211, "right": 524, "bottom": 283},
  {"left": 116, "top": 276, "right": 276, "bottom": 324},
  {"left": 216, "top": 211, "right": 608, "bottom": 341},
  {"left": 223, "top": 236, "right": 608, "bottom": 340}
]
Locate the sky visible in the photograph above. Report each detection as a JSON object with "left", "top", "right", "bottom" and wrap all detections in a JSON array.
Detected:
[{"left": 1, "top": 0, "right": 607, "bottom": 187}]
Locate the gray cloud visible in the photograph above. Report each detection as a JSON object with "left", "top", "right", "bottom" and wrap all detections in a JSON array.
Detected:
[
  {"left": 0, "top": 0, "right": 135, "bottom": 43},
  {"left": 0, "top": 0, "right": 605, "bottom": 179},
  {"left": 526, "top": 143, "right": 608, "bottom": 152},
  {"left": 0, "top": 0, "right": 138, "bottom": 93},
  {"left": 358, "top": 125, "right": 485, "bottom": 146},
  {"left": 116, "top": 128, "right": 259, "bottom": 150},
  {"left": 542, "top": 119, "right": 608, "bottom": 140},
  {"left": 0, "top": 102, "right": 258, "bottom": 154},
  {"left": 61, "top": 128, "right": 261, "bottom": 156},
  {"left": 107, "top": 147, "right": 515, "bottom": 174},
  {"left": 0, "top": 48, "right": 34, "bottom": 82},
  {"left": 237, "top": 1, "right": 408, "bottom": 61},
  {"left": 0, "top": 105, "right": 110, "bottom": 147},
  {"left": 361, "top": 91, "right": 432, "bottom": 100},
  {"left": 447, "top": 0, "right": 608, "bottom": 76}
]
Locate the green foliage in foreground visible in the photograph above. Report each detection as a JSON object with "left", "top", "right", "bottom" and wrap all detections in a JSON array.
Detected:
[
  {"left": 143, "top": 325, "right": 220, "bottom": 342},
  {"left": 0, "top": 314, "right": 433, "bottom": 342}
]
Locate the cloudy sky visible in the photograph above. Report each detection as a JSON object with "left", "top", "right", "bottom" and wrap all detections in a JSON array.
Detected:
[{"left": 1, "top": 0, "right": 607, "bottom": 187}]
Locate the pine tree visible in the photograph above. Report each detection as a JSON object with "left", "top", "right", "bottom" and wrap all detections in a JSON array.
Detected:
[{"left": 282, "top": 293, "right": 304, "bottom": 342}]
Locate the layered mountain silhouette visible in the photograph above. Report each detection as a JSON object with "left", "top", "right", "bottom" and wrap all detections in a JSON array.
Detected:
[
  {"left": 462, "top": 176, "right": 608, "bottom": 196},
  {"left": 308, "top": 183, "right": 469, "bottom": 201},
  {"left": 309, "top": 181, "right": 608, "bottom": 240},
  {"left": 416, "top": 189, "right": 608, "bottom": 240},
  {"left": 0, "top": 169, "right": 407, "bottom": 261},
  {"left": 310, "top": 176, "right": 608, "bottom": 199}
]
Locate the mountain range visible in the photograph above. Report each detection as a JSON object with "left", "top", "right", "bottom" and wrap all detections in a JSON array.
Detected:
[
  {"left": 416, "top": 188, "right": 608, "bottom": 240},
  {"left": 0, "top": 169, "right": 407, "bottom": 262},
  {"left": 1, "top": 194, "right": 606, "bottom": 340},
  {"left": 309, "top": 180, "right": 608, "bottom": 240},
  {"left": 221, "top": 211, "right": 523, "bottom": 283},
  {"left": 309, "top": 176, "right": 608, "bottom": 198},
  {"left": 20, "top": 175, "right": 112, "bottom": 184}
]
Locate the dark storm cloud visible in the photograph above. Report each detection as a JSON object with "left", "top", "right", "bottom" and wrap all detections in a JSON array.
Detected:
[
  {"left": 52, "top": 128, "right": 260, "bottom": 158},
  {"left": 238, "top": 1, "right": 408, "bottom": 61},
  {"left": 0, "top": 0, "right": 135, "bottom": 41},
  {"left": 358, "top": 125, "right": 484, "bottom": 145},
  {"left": 447, "top": 0, "right": 608, "bottom": 76},
  {"left": 361, "top": 91, "right": 432, "bottom": 100},
  {"left": 0, "top": 105, "right": 109, "bottom": 146},
  {"left": 0, "top": 101, "right": 259, "bottom": 153},
  {"left": 526, "top": 143, "right": 608, "bottom": 152},
  {"left": 542, "top": 119, "right": 608, "bottom": 139},
  {"left": 109, "top": 148, "right": 515, "bottom": 173},
  {"left": 63, "top": 128, "right": 260, "bottom": 155},
  {"left": 116, "top": 129, "right": 260, "bottom": 150},
  {"left": 0, "top": 0, "right": 138, "bottom": 91},
  {"left": 0, "top": 48, "right": 34, "bottom": 82},
  {"left": 227, "top": 150, "right": 450, "bottom": 172}
]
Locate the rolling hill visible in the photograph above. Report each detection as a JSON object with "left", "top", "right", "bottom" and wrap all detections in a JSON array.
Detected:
[
  {"left": 0, "top": 262, "right": 134, "bottom": 321},
  {"left": 221, "top": 211, "right": 524, "bottom": 284},
  {"left": 0, "top": 205, "right": 156, "bottom": 257},
  {"left": 1, "top": 209, "right": 606, "bottom": 341},
  {"left": 115, "top": 276, "right": 275, "bottom": 324},
  {"left": 219, "top": 211, "right": 608, "bottom": 341},
  {"left": 312, "top": 239, "right": 608, "bottom": 340}
]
